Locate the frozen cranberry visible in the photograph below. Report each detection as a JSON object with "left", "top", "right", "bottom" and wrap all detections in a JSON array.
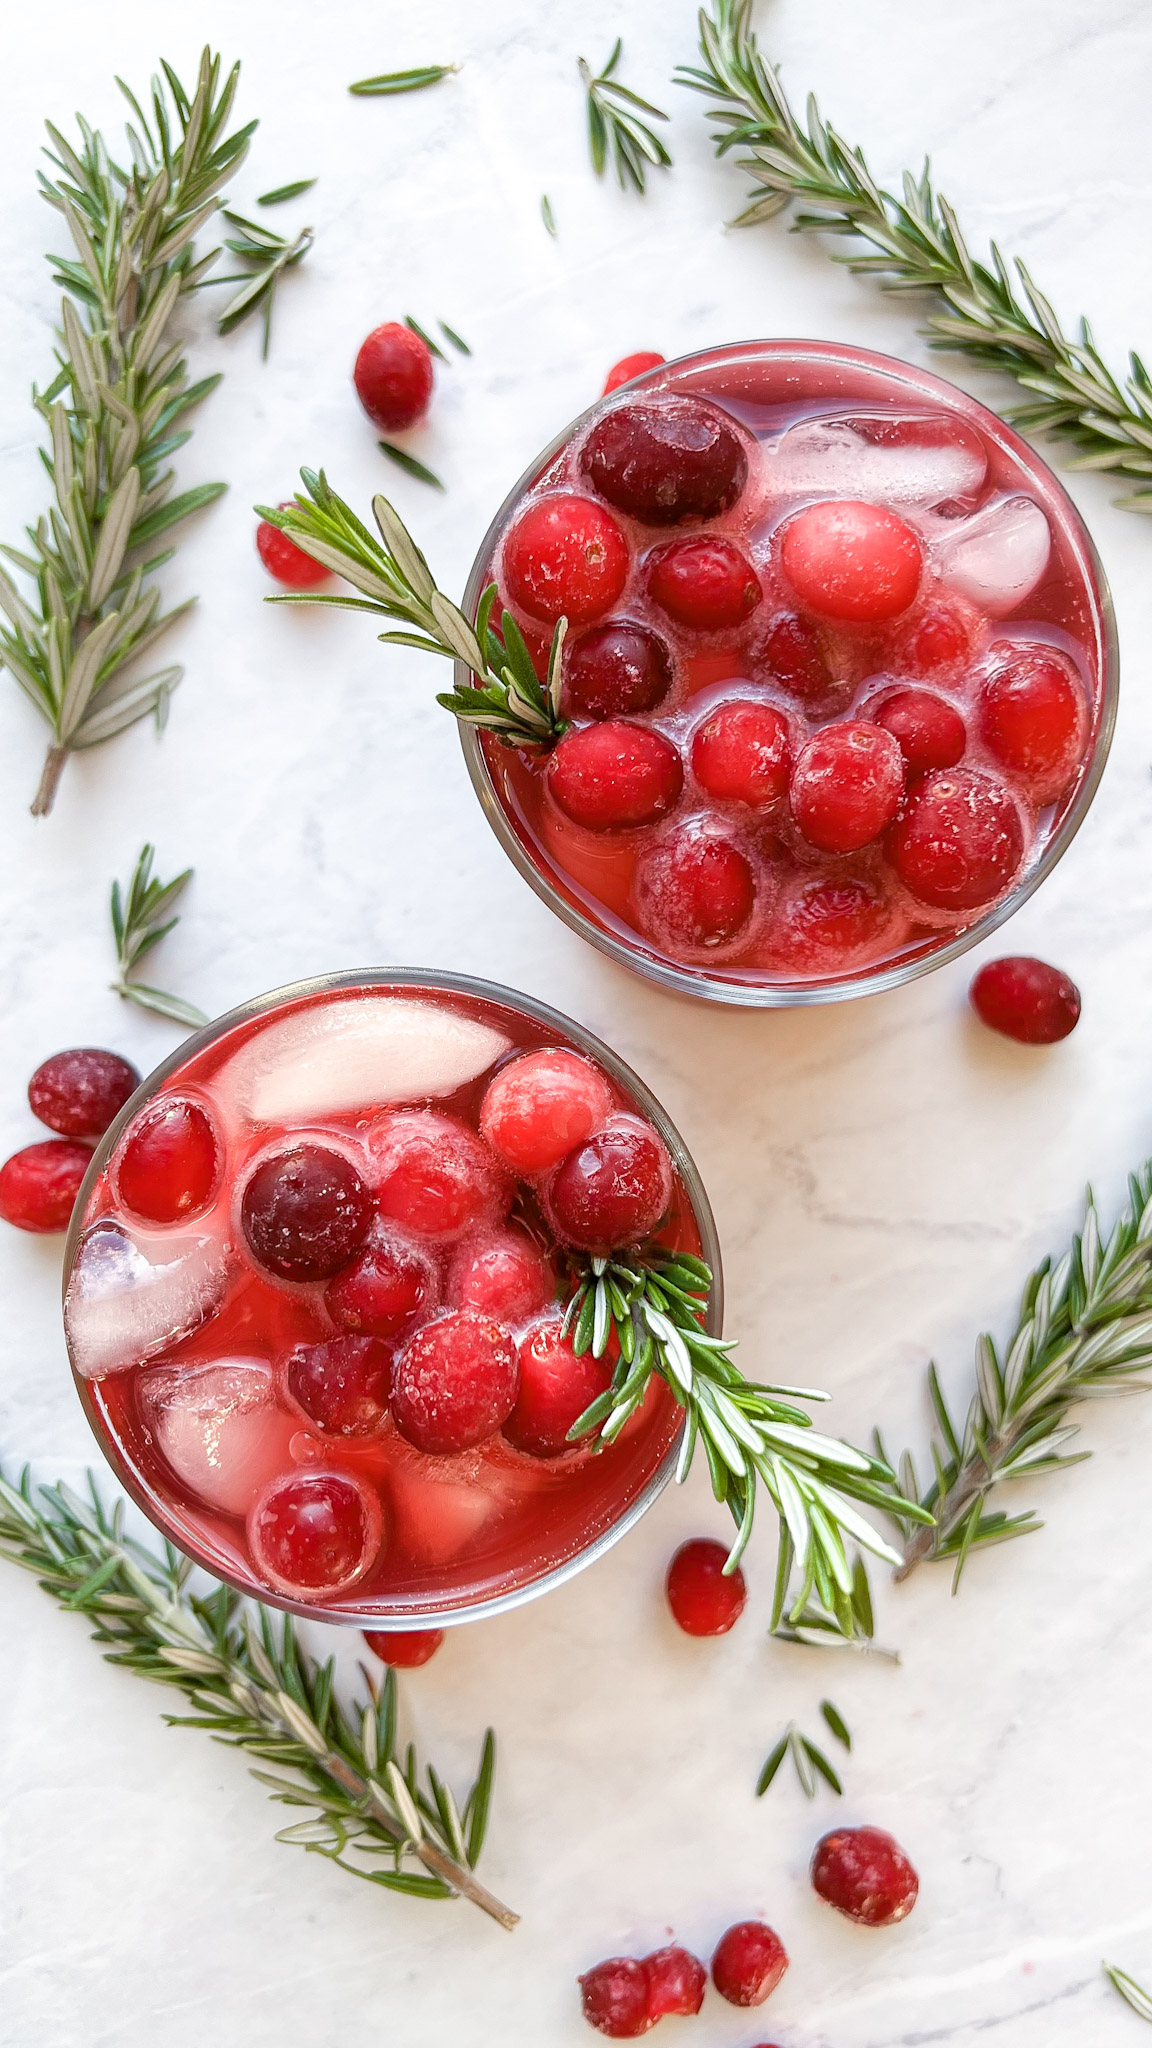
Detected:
[
  {"left": 665, "top": 1537, "right": 747, "bottom": 1635},
  {"left": 0, "top": 1140, "right": 91, "bottom": 1233},
  {"left": 565, "top": 622, "right": 673, "bottom": 719},
  {"left": 791, "top": 722, "right": 905, "bottom": 853},
  {"left": 644, "top": 1946, "right": 706, "bottom": 2019},
  {"left": 502, "top": 495, "right": 630, "bottom": 626},
  {"left": 116, "top": 1098, "right": 219, "bottom": 1223},
  {"left": 970, "top": 955, "right": 1081, "bottom": 1043},
  {"left": 353, "top": 321, "right": 434, "bottom": 431},
  {"left": 634, "top": 819, "right": 757, "bottom": 953},
  {"left": 480, "top": 1049, "right": 615, "bottom": 1175},
  {"left": 759, "top": 611, "right": 834, "bottom": 703},
  {"left": 692, "top": 701, "right": 791, "bottom": 808},
  {"left": 895, "top": 598, "right": 974, "bottom": 676},
  {"left": 548, "top": 721, "right": 684, "bottom": 831},
  {"left": 504, "top": 1320, "right": 612, "bottom": 1456},
  {"left": 979, "top": 646, "right": 1087, "bottom": 803},
  {"left": 711, "top": 1921, "right": 789, "bottom": 2007},
  {"left": 811, "top": 1824, "right": 919, "bottom": 1926},
  {"left": 256, "top": 509, "right": 330, "bottom": 588},
  {"left": 326, "top": 1223, "right": 438, "bottom": 1338},
  {"left": 448, "top": 1227, "right": 553, "bottom": 1323},
  {"left": 872, "top": 688, "right": 966, "bottom": 775},
  {"left": 283, "top": 1335, "right": 393, "bottom": 1436},
  {"left": 769, "top": 875, "right": 891, "bottom": 972},
  {"left": 602, "top": 351, "right": 666, "bottom": 395},
  {"left": 391, "top": 1310, "right": 519, "bottom": 1455},
  {"left": 363, "top": 1627, "right": 444, "bottom": 1668},
  {"left": 369, "top": 1111, "right": 509, "bottom": 1243},
  {"left": 28, "top": 1048, "right": 139, "bottom": 1139},
  {"left": 578, "top": 1957, "right": 652, "bottom": 2038},
  {"left": 242, "top": 1144, "right": 373, "bottom": 1281},
  {"left": 581, "top": 395, "right": 748, "bottom": 525},
  {"left": 780, "top": 501, "right": 922, "bottom": 622},
  {"left": 887, "top": 769, "right": 1024, "bottom": 910},
  {"left": 248, "top": 1469, "right": 383, "bottom": 1598},
  {"left": 547, "top": 1114, "right": 672, "bottom": 1253},
  {"left": 647, "top": 537, "right": 762, "bottom": 631}
]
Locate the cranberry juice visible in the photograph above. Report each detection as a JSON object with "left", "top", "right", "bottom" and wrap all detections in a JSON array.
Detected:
[
  {"left": 469, "top": 341, "right": 1113, "bottom": 996},
  {"left": 63, "top": 978, "right": 708, "bottom": 1620}
]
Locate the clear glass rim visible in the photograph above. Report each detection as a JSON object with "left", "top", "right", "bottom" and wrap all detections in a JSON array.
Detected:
[
  {"left": 456, "top": 336, "right": 1120, "bottom": 1009},
  {"left": 62, "top": 966, "right": 722, "bottom": 1629}
]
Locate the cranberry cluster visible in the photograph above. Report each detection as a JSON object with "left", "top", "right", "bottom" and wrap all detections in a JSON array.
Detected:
[{"left": 0, "top": 1048, "right": 138, "bottom": 1233}]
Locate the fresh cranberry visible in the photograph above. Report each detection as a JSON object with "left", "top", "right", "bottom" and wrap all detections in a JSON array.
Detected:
[
  {"left": 969, "top": 956, "right": 1081, "bottom": 1043},
  {"left": 711, "top": 1921, "right": 789, "bottom": 2007},
  {"left": 353, "top": 321, "right": 434, "bottom": 431},
  {"left": 633, "top": 819, "right": 757, "bottom": 952},
  {"left": 28, "top": 1048, "right": 139, "bottom": 1138},
  {"left": 479, "top": 1049, "right": 615, "bottom": 1175},
  {"left": 871, "top": 688, "right": 966, "bottom": 775},
  {"left": 325, "top": 1223, "right": 439, "bottom": 1337},
  {"left": 979, "top": 646, "right": 1087, "bottom": 803},
  {"left": 665, "top": 1537, "right": 747, "bottom": 1635},
  {"left": 283, "top": 1334, "right": 393, "bottom": 1436},
  {"left": 602, "top": 351, "right": 666, "bottom": 395},
  {"left": 241, "top": 1144, "right": 373, "bottom": 1281},
  {"left": 780, "top": 501, "right": 922, "bottom": 622},
  {"left": 391, "top": 1310, "right": 519, "bottom": 1455},
  {"left": 758, "top": 611, "right": 834, "bottom": 703},
  {"left": 0, "top": 1140, "right": 91, "bottom": 1233},
  {"left": 887, "top": 769, "right": 1024, "bottom": 910},
  {"left": 768, "top": 875, "right": 891, "bottom": 972},
  {"left": 547, "top": 721, "right": 684, "bottom": 831},
  {"left": 811, "top": 1824, "right": 919, "bottom": 1926},
  {"left": 895, "top": 598, "right": 974, "bottom": 676},
  {"left": 363, "top": 1628, "right": 444, "bottom": 1668},
  {"left": 643, "top": 1946, "right": 706, "bottom": 2019},
  {"left": 581, "top": 396, "right": 748, "bottom": 525},
  {"left": 502, "top": 495, "right": 630, "bottom": 626},
  {"left": 503, "top": 1320, "right": 612, "bottom": 1456},
  {"left": 256, "top": 509, "right": 331, "bottom": 588},
  {"left": 791, "top": 721, "right": 905, "bottom": 853},
  {"left": 692, "top": 701, "right": 791, "bottom": 808},
  {"left": 116, "top": 1098, "right": 219, "bottom": 1223},
  {"left": 249, "top": 1470, "right": 383, "bottom": 1597},
  {"left": 647, "top": 537, "right": 762, "bottom": 631},
  {"left": 546, "top": 1114, "right": 672, "bottom": 1253},
  {"left": 578, "top": 1957, "right": 652, "bottom": 2038},
  {"left": 565, "top": 622, "right": 673, "bottom": 719},
  {"left": 447, "top": 1227, "right": 554, "bottom": 1322},
  {"left": 369, "top": 1111, "right": 509, "bottom": 1243}
]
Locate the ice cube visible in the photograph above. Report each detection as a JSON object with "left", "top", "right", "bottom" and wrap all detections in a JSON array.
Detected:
[
  {"left": 138, "top": 1359, "right": 297, "bottom": 1514},
  {"left": 217, "top": 997, "right": 512, "bottom": 1124},
  {"left": 65, "top": 1220, "right": 230, "bottom": 1378},
  {"left": 932, "top": 495, "right": 1052, "bottom": 616},
  {"left": 386, "top": 1447, "right": 526, "bottom": 1567},
  {"left": 764, "top": 411, "right": 988, "bottom": 512}
]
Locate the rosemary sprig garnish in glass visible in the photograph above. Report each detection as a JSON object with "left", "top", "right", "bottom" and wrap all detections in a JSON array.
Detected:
[
  {"left": 579, "top": 40, "right": 673, "bottom": 194},
  {"left": 110, "top": 842, "right": 208, "bottom": 1027},
  {"left": 205, "top": 210, "right": 313, "bottom": 358}
]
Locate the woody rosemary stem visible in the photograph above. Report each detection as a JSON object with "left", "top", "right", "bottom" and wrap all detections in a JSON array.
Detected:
[{"left": 31, "top": 746, "right": 67, "bottom": 818}]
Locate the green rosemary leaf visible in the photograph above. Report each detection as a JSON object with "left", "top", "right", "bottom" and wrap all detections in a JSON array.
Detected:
[
  {"left": 109, "top": 843, "right": 206, "bottom": 1029},
  {"left": 801, "top": 1737, "right": 843, "bottom": 1796},
  {"left": 820, "top": 1699, "right": 851, "bottom": 1750},
  {"left": 541, "top": 193, "right": 557, "bottom": 237},
  {"left": 378, "top": 441, "right": 445, "bottom": 490},
  {"left": 349, "top": 66, "right": 455, "bottom": 97},
  {"left": 1105, "top": 1964, "right": 1152, "bottom": 2022},
  {"left": 258, "top": 178, "right": 316, "bottom": 205},
  {"left": 119, "top": 983, "right": 209, "bottom": 1028},
  {"left": 579, "top": 42, "right": 672, "bottom": 195},
  {"left": 755, "top": 1734, "right": 789, "bottom": 1796},
  {"left": 206, "top": 213, "right": 313, "bottom": 357},
  {"left": 404, "top": 315, "right": 448, "bottom": 362},
  {"left": 439, "top": 320, "right": 471, "bottom": 356}
]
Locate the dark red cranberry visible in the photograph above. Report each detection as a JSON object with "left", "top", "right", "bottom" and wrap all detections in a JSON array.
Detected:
[
  {"left": 791, "top": 721, "right": 905, "bottom": 853},
  {"left": 643, "top": 1946, "right": 706, "bottom": 2019},
  {"left": 759, "top": 611, "right": 834, "bottom": 703},
  {"left": 647, "top": 537, "right": 762, "bottom": 631},
  {"left": 634, "top": 819, "right": 757, "bottom": 953},
  {"left": 116, "top": 1098, "right": 218, "bottom": 1223},
  {"left": 872, "top": 688, "right": 966, "bottom": 774},
  {"left": 581, "top": 396, "right": 748, "bottom": 526},
  {"left": 502, "top": 495, "right": 630, "bottom": 626},
  {"left": 602, "top": 351, "right": 666, "bottom": 395},
  {"left": 0, "top": 1140, "right": 91, "bottom": 1233},
  {"left": 780, "top": 501, "right": 922, "bottom": 622},
  {"left": 391, "top": 1310, "right": 519, "bottom": 1455},
  {"left": 711, "top": 1921, "right": 789, "bottom": 2007},
  {"left": 283, "top": 1335, "right": 393, "bottom": 1436},
  {"left": 969, "top": 956, "right": 1081, "bottom": 1043},
  {"left": 369, "top": 1111, "right": 509, "bottom": 1243},
  {"left": 241, "top": 1144, "right": 373, "bottom": 1281},
  {"left": 363, "top": 1628, "right": 444, "bottom": 1668},
  {"left": 547, "top": 1115, "right": 672, "bottom": 1253},
  {"left": 248, "top": 1470, "right": 383, "bottom": 1597},
  {"left": 256, "top": 509, "right": 331, "bottom": 588},
  {"left": 548, "top": 721, "right": 684, "bottom": 831},
  {"left": 325, "top": 1223, "right": 438, "bottom": 1338},
  {"left": 887, "top": 769, "right": 1024, "bottom": 910},
  {"left": 811, "top": 1824, "right": 919, "bottom": 1926},
  {"left": 565, "top": 622, "right": 673, "bottom": 719},
  {"left": 692, "top": 700, "right": 791, "bottom": 808},
  {"left": 979, "top": 645, "right": 1087, "bottom": 803},
  {"left": 480, "top": 1049, "right": 614, "bottom": 1175},
  {"left": 503, "top": 1320, "right": 612, "bottom": 1457},
  {"left": 769, "top": 875, "right": 891, "bottom": 972},
  {"left": 665, "top": 1537, "right": 747, "bottom": 1635},
  {"left": 578, "top": 1958, "right": 652, "bottom": 2038},
  {"left": 28, "top": 1048, "right": 139, "bottom": 1139},
  {"left": 353, "top": 321, "right": 434, "bottom": 431}
]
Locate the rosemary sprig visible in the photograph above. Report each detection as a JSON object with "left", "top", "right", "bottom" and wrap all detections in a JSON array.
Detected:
[
  {"left": 349, "top": 66, "right": 456, "bottom": 98},
  {"left": 1106, "top": 1964, "right": 1152, "bottom": 2023},
  {"left": 679, "top": 0, "right": 1152, "bottom": 512},
  {"left": 579, "top": 40, "right": 672, "bottom": 194},
  {"left": 111, "top": 842, "right": 208, "bottom": 1027},
  {"left": 205, "top": 210, "right": 312, "bottom": 358},
  {"left": 0, "top": 1468, "right": 514, "bottom": 1926},
  {"left": 258, "top": 179, "right": 315, "bottom": 207},
  {"left": 757, "top": 1700, "right": 849, "bottom": 1800},
  {"left": 256, "top": 471, "right": 570, "bottom": 752},
  {"left": 0, "top": 50, "right": 255, "bottom": 818}
]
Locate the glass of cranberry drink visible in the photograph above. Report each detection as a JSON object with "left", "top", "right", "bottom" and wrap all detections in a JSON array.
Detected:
[
  {"left": 459, "top": 339, "right": 1117, "bottom": 1005},
  {"left": 61, "top": 972, "right": 720, "bottom": 1625}
]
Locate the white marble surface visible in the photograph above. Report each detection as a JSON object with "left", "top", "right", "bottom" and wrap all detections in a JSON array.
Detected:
[{"left": 2, "top": 2, "right": 1152, "bottom": 2041}]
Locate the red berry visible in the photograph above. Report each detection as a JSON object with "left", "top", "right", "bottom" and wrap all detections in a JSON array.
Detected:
[
  {"left": 547, "top": 1114, "right": 672, "bottom": 1254},
  {"left": 363, "top": 1628, "right": 444, "bottom": 1668},
  {"left": 759, "top": 611, "right": 834, "bottom": 703},
  {"left": 502, "top": 495, "right": 630, "bottom": 626},
  {"left": 565, "top": 622, "right": 673, "bottom": 719},
  {"left": 711, "top": 1921, "right": 789, "bottom": 2007},
  {"left": 353, "top": 321, "right": 434, "bottom": 432},
  {"left": 768, "top": 875, "right": 891, "bottom": 973},
  {"left": 692, "top": 700, "right": 791, "bottom": 808},
  {"left": 369, "top": 1111, "right": 509, "bottom": 1243},
  {"left": 665, "top": 1537, "right": 746, "bottom": 1636},
  {"left": 602, "top": 351, "right": 666, "bottom": 396},
  {"left": 887, "top": 769, "right": 1024, "bottom": 911},
  {"left": 578, "top": 1958, "right": 652, "bottom": 2038},
  {"left": 643, "top": 1946, "right": 706, "bottom": 2020},
  {"left": 634, "top": 819, "right": 757, "bottom": 953},
  {"left": 28, "top": 1048, "right": 139, "bottom": 1139},
  {"left": 248, "top": 1470, "right": 383, "bottom": 1598},
  {"left": 548, "top": 721, "right": 684, "bottom": 832},
  {"left": 256, "top": 510, "right": 330, "bottom": 589},
  {"left": 969, "top": 955, "right": 1081, "bottom": 1044},
  {"left": 325, "top": 1223, "right": 439, "bottom": 1338},
  {"left": 647, "top": 537, "right": 762, "bottom": 631},
  {"left": 791, "top": 721, "right": 905, "bottom": 854},
  {"left": 871, "top": 688, "right": 966, "bottom": 775},
  {"left": 503, "top": 1319, "right": 612, "bottom": 1457},
  {"left": 979, "top": 646, "right": 1087, "bottom": 803},
  {"left": 780, "top": 501, "right": 922, "bottom": 622},
  {"left": 811, "top": 1824, "right": 919, "bottom": 1926},
  {"left": 116, "top": 1098, "right": 219, "bottom": 1224},
  {"left": 448, "top": 1227, "right": 554, "bottom": 1323},
  {"left": 0, "top": 1140, "right": 91, "bottom": 1233},
  {"left": 241, "top": 1144, "right": 373, "bottom": 1281},
  {"left": 283, "top": 1334, "right": 393, "bottom": 1436},
  {"left": 895, "top": 598, "right": 974, "bottom": 677},
  {"left": 480, "top": 1049, "right": 615, "bottom": 1175},
  {"left": 391, "top": 1310, "right": 519, "bottom": 1455},
  {"left": 581, "top": 396, "right": 748, "bottom": 526}
]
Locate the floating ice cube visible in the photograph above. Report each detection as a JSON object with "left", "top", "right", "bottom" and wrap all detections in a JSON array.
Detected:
[
  {"left": 932, "top": 495, "right": 1052, "bottom": 615},
  {"left": 138, "top": 1359, "right": 297, "bottom": 1515},
  {"left": 764, "top": 411, "right": 988, "bottom": 512},
  {"left": 386, "top": 1448, "right": 526, "bottom": 1566},
  {"left": 217, "top": 997, "right": 512, "bottom": 1124},
  {"left": 65, "top": 1220, "right": 230, "bottom": 1378}
]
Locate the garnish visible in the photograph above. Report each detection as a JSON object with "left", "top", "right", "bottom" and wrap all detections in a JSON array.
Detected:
[
  {"left": 349, "top": 66, "right": 456, "bottom": 97},
  {"left": 378, "top": 443, "right": 445, "bottom": 491},
  {"left": 679, "top": 0, "right": 1152, "bottom": 512},
  {"left": 757, "top": 1700, "right": 850, "bottom": 1800},
  {"left": 0, "top": 48, "right": 254, "bottom": 817},
  {"left": 111, "top": 843, "right": 208, "bottom": 1027},
  {"left": 206, "top": 210, "right": 312, "bottom": 358},
  {"left": 1106, "top": 1964, "right": 1152, "bottom": 2022},
  {"left": 541, "top": 193, "right": 558, "bottom": 237},
  {"left": 257, "top": 178, "right": 316, "bottom": 206},
  {"left": 0, "top": 1468, "right": 514, "bottom": 1926},
  {"left": 439, "top": 320, "right": 471, "bottom": 356},
  {"left": 579, "top": 39, "right": 672, "bottom": 194},
  {"left": 404, "top": 315, "right": 448, "bottom": 363}
]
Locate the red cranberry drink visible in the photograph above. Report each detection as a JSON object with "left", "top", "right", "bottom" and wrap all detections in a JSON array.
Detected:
[
  {"left": 460, "top": 340, "right": 1116, "bottom": 1003},
  {"left": 62, "top": 974, "right": 717, "bottom": 1623}
]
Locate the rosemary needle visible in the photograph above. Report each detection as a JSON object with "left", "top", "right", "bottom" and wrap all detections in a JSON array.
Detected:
[
  {"left": 541, "top": 193, "right": 557, "bottom": 237},
  {"left": 404, "top": 314, "right": 448, "bottom": 362},
  {"left": 378, "top": 441, "right": 445, "bottom": 490},
  {"left": 258, "top": 178, "right": 316, "bottom": 205},
  {"left": 349, "top": 65, "right": 455, "bottom": 97},
  {"left": 579, "top": 39, "right": 672, "bottom": 194}
]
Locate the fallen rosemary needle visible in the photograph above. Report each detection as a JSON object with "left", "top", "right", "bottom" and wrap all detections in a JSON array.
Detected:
[
  {"left": 110, "top": 842, "right": 208, "bottom": 1028},
  {"left": 1106, "top": 1964, "right": 1152, "bottom": 2023},
  {"left": 205, "top": 210, "right": 313, "bottom": 358},
  {"left": 579, "top": 39, "right": 672, "bottom": 194},
  {"left": 757, "top": 1700, "right": 850, "bottom": 1801},
  {"left": 349, "top": 66, "right": 456, "bottom": 98}
]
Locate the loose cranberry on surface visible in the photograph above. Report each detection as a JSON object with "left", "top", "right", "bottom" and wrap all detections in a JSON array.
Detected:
[
  {"left": 283, "top": 1334, "right": 393, "bottom": 1436},
  {"left": 0, "top": 1140, "right": 92, "bottom": 1233},
  {"left": 353, "top": 321, "right": 434, "bottom": 431},
  {"left": 249, "top": 1470, "right": 383, "bottom": 1598},
  {"left": 979, "top": 646, "right": 1087, "bottom": 804},
  {"left": 241, "top": 1144, "right": 373, "bottom": 1281},
  {"left": 811, "top": 1824, "right": 920, "bottom": 1927},
  {"left": 256, "top": 510, "right": 331, "bottom": 589},
  {"left": 369, "top": 1111, "right": 509, "bottom": 1244},
  {"left": 480, "top": 1049, "right": 615, "bottom": 1175},
  {"left": 565, "top": 622, "right": 674, "bottom": 720},
  {"left": 391, "top": 1309, "right": 519, "bottom": 1455},
  {"left": 711, "top": 1921, "right": 789, "bottom": 2007},
  {"left": 666, "top": 1537, "right": 747, "bottom": 1636},
  {"left": 790, "top": 721, "right": 905, "bottom": 854},
  {"left": 768, "top": 875, "right": 891, "bottom": 973},
  {"left": 634, "top": 819, "right": 757, "bottom": 953},
  {"left": 647, "top": 537, "right": 762, "bottom": 632},
  {"left": 780, "top": 500, "right": 922, "bottom": 622},
  {"left": 887, "top": 768, "right": 1024, "bottom": 911},
  {"left": 326, "top": 1223, "right": 439, "bottom": 1338},
  {"left": 502, "top": 495, "right": 630, "bottom": 626},
  {"left": 578, "top": 1957, "right": 652, "bottom": 2038},
  {"left": 116, "top": 1098, "right": 219, "bottom": 1224},
  {"left": 547, "top": 721, "right": 684, "bottom": 832},
  {"left": 758, "top": 610, "right": 834, "bottom": 703},
  {"left": 363, "top": 1627, "right": 444, "bottom": 1668},
  {"left": 644, "top": 1946, "right": 706, "bottom": 2019},
  {"left": 602, "top": 351, "right": 666, "bottom": 395},
  {"left": 447, "top": 1226, "right": 554, "bottom": 1323},
  {"left": 871, "top": 688, "right": 966, "bottom": 776},
  {"left": 28, "top": 1048, "right": 139, "bottom": 1139},
  {"left": 970, "top": 955, "right": 1081, "bottom": 1044},
  {"left": 503, "top": 1320, "right": 612, "bottom": 1457},
  {"left": 547, "top": 1115, "right": 673, "bottom": 1254},
  {"left": 692, "top": 701, "right": 791, "bottom": 808},
  {"left": 581, "top": 395, "right": 748, "bottom": 525}
]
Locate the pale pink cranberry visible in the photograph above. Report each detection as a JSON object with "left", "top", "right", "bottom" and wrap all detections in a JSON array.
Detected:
[
  {"left": 691, "top": 700, "right": 791, "bottom": 808},
  {"left": 447, "top": 1227, "right": 554, "bottom": 1323},
  {"left": 894, "top": 597, "right": 974, "bottom": 676},
  {"left": 546, "top": 1114, "right": 672, "bottom": 1253},
  {"left": 647, "top": 536, "right": 762, "bottom": 631},
  {"left": 811, "top": 1824, "right": 919, "bottom": 1926},
  {"left": 780, "top": 501, "right": 922, "bottom": 622},
  {"left": 325, "top": 1222, "right": 439, "bottom": 1338},
  {"left": 242, "top": 1144, "right": 373, "bottom": 1281},
  {"left": 871, "top": 688, "right": 966, "bottom": 775},
  {"left": 283, "top": 1335, "right": 393, "bottom": 1436},
  {"left": 502, "top": 495, "right": 630, "bottom": 626},
  {"left": 643, "top": 1946, "right": 706, "bottom": 2019},
  {"left": 768, "top": 875, "right": 891, "bottom": 972},
  {"left": 504, "top": 1320, "right": 612, "bottom": 1456},
  {"left": 248, "top": 1470, "right": 383, "bottom": 1598},
  {"left": 758, "top": 611, "right": 834, "bottom": 703},
  {"left": 29, "top": 1048, "right": 139, "bottom": 1138},
  {"left": 391, "top": 1310, "right": 519, "bottom": 1454},
  {"left": 791, "top": 721, "right": 905, "bottom": 853},
  {"left": 711, "top": 1922, "right": 789, "bottom": 2007},
  {"left": 0, "top": 1140, "right": 91, "bottom": 1233},
  {"left": 979, "top": 645, "right": 1087, "bottom": 803},
  {"left": 117, "top": 1098, "right": 219, "bottom": 1223},
  {"left": 368, "top": 1111, "right": 509, "bottom": 1244},
  {"left": 353, "top": 321, "right": 434, "bottom": 431},
  {"left": 256, "top": 510, "right": 331, "bottom": 588},
  {"left": 547, "top": 721, "right": 684, "bottom": 831},
  {"left": 666, "top": 1537, "right": 747, "bottom": 1635},
  {"left": 581, "top": 395, "right": 748, "bottom": 525},
  {"left": 602, "top": 351, "right": 666, "bottom": 395},
  {"left": 887, "top": 769, "right": 1024, "bottom": 910},
  {"left": 565, "top": 621, "right": 673, "bottom": 719},
  {"left": 363, "top": 1627, "right": 444, "bottom": 1668},
  {"left": 969, "top": 955, "right": 1081, "bottom": 1043},
  {"left": 479, "top": 1048, "right": 615, "bottom": 1175},
  {"left": 578, "top": 1957, "right": 652, "bottom": 2038},
  {"left": 634, "top": 819, "right": 757, "bottom": 953}
]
